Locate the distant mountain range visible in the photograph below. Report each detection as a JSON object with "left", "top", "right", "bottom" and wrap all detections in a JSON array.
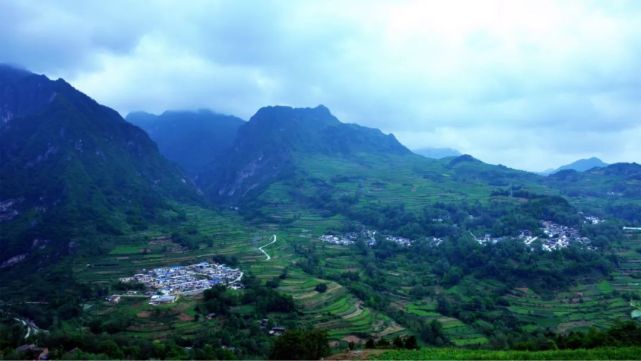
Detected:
[
  {"left": 540, "top": 157, "right": 608, "bottom": 175},
  {"left": 413, "top": 147, "right": 461, "bottom": 159},
  {"left": 126, "top": 110, "right": 244, "bottom": 175}
]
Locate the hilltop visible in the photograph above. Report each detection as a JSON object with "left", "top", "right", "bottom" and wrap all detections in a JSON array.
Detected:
[
  {"left": 199, "top": 105, "right": 411, "bottom": 202},
  {"left": 541, "top": 157, "right": 608, "bottom": 175}
]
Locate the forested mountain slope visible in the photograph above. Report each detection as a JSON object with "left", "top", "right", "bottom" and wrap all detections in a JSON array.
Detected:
[{"left": 126, "top": 110, "right": 244, "bottom": 175}]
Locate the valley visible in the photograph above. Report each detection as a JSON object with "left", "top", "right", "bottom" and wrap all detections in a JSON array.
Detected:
[{"left": 1, "top": 66, "right": 641, "bottom": 359}]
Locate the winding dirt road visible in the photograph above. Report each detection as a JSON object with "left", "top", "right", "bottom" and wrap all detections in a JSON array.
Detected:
[{"left": 258, "top": 234, "right": 277, "bottom": 261}]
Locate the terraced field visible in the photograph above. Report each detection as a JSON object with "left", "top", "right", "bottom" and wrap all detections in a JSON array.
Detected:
[
  {"left": 405, "top": 301, "right": 488, "bottom": 346},
  {"left": 278, "top": 269, "right": 404, "bottom": 341},
  {"left": 73, "top": 204, "right": 407, "bottom": 343},
  {"left": 71, "top": 200, "right": 641, "bottom": 349},
  {"left": 505, "top": 235, "right": 641, "bottom": 334},
  {"left": 73, "top": 205, "right": 259, "bottom": 285},
  {"left": 506, "top": 285, "right": 631, "bottom": 333}
]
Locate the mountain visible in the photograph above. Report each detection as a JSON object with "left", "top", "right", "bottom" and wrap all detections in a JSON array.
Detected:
[
  {"left": 198, "top": 105, "right": 547, "bottom": 228},
  {"left": 201, "top": 105, "right": 411, "bottom": 201},
  {"left": 413, "top": 147, "right": 461, "bottom": 159},
  {"left": 0, "top": 65, "right": 195, "bottom": 265},
  {"left": 541, "top": 157, "right": 608, "bottom": 175},
  {"left": 126, "top": 110, "right": 244, "bottom": 175}
]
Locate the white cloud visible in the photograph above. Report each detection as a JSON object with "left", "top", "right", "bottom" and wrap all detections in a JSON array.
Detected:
[{"left": 2, "top": 0, "right": 641, "bottom": 170}]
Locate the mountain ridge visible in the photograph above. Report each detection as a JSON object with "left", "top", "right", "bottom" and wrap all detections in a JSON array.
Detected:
[
  {"left": 199, "top": 104, "right": 411, "bottom": 202},
  {"left": 540, "top": 157, "right": 608, "bottom": 175}
]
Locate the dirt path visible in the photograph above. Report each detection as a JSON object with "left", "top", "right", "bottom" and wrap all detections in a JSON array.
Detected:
[{"left": 258, "top": 234, "right": 277, "bottom": 261}]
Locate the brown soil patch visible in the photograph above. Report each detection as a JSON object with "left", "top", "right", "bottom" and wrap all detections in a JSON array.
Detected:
[
  {"left": 557, "top": 320, "right": 593, "bottom": 334},
  {"left": 137, "top": 311, "right": 151, "bottom": 318},
  {"left": 342, "top": 335, "right": 364, "bottom": 344},
  {"left": 327, "top": 349, "right": 386, "bottom": 360},
  {"left": 514, "top": 287, "right": 530, "bottom": 295},
  {"left": 178, "top": 312, "right": 194, "bottom": 321}
]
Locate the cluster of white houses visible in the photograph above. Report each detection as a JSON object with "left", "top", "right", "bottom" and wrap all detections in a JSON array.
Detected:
[
  {"left": 539, "top": 221, "right": 592, "bottom": 251},
  {"left": 320, "top": 229, "right": 414, "bottom": 247},
  {"left": 479, "top": 221, "right": 593, "bottom": 251},
  {"left": 321, "top": 218, "right": 600, "bottom": 252},
  {"left": 319, "top": 234, "right": 356, "bottom": 246},
  {"left": 118, "top": 261, "right": 243, "bottom": 305}
]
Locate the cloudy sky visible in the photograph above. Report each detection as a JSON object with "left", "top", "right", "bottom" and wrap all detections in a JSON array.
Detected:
[{"left": 2, "top": 0, "right": 641, "bottom": 171}]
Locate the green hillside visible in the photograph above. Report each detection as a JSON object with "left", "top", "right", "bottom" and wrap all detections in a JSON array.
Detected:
[{"left": 0, "top": 66, "right": 199, "bottom": 340}]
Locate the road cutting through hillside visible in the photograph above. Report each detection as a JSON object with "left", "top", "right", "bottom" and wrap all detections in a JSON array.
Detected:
[{"left": 258, "top": 234, "right": 277, "bottom": 261}]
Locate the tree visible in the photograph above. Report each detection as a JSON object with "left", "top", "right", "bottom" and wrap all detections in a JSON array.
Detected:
[
  {"left": 269, "top": 329, "right": 329, "bottom": 360},
  {"left": 365, "top": 339, "right": 375, "bottom": 348},
  {"left": 393, "top": 336, "right": 404, "bottom": 348},
  {"left": 404, "top": 335, "right": 418, "bottom": 349},
  {"left": 315, "top": 283, "right": 328, "bottom": 293}
]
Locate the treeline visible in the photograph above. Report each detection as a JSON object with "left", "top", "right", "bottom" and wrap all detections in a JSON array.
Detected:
[
  {"left": 197, "top": 274, "right": 295, "bottom": 317},
  {"left": 510, "top": 321, "right": 641, "bottom": 351}
]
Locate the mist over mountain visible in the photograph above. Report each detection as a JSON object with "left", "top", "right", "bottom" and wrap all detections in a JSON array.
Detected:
[
  {"left": 413, "top": 147, "right": 461, "bottom": 159},
  {"left": 126, "top": 109, "right": 244, "bottom": 175}
]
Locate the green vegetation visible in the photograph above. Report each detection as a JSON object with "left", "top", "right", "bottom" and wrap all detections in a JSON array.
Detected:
[
  {"left": 373, "top": 347, "right": 641, "bottom": 360},
  {"left": 269, "top": 329, "right": 330, "bottom": 360},
  {"left": 373, "top": 322, "right": 641, "bottom": 360}
]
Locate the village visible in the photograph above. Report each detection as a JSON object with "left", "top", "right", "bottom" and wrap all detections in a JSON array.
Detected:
[
  {"left": 538, "top": 220, "right": 592, "bottom": 251},
  {"left": 320, "top": 229, "right": 414, "bottom": 247},
  {"left": 116, "top": 261, "right": 243, "bottom": 305},
  {"left": 319, "top": 217, "right": 597, "bottom": 253},
  {"left": 476, "top": 220, "right": 593, "bottom": 252}
]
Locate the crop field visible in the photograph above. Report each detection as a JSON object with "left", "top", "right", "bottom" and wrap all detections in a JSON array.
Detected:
[
  {"left": 506, "top": 284, "right": 630, "bottom": 333},
  {"left": 282, "top": 273, "right": 403, "bottom": 341},
  {"left": 403, "top": 301, "right": 488, "bottom": 346},
  {"left": 371, "top": 347, "right": 641, "bottom": 360},
  {"left": 502, "top": 235, "right": 641, "bottom": 334}
]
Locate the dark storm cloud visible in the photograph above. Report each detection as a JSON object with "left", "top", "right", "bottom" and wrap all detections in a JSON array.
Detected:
[{"left": 2, "top": 0, "right": 641, "bottom": 170}]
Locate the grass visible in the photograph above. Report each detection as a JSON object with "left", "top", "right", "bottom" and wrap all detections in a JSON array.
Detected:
[{"left": 371, "top": 347, "right": 641, "bottom": 360}]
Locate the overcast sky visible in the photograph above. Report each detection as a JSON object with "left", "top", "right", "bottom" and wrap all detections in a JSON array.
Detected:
[{"left": 2, "top": 0, "right": 641, "bottom": 171}]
